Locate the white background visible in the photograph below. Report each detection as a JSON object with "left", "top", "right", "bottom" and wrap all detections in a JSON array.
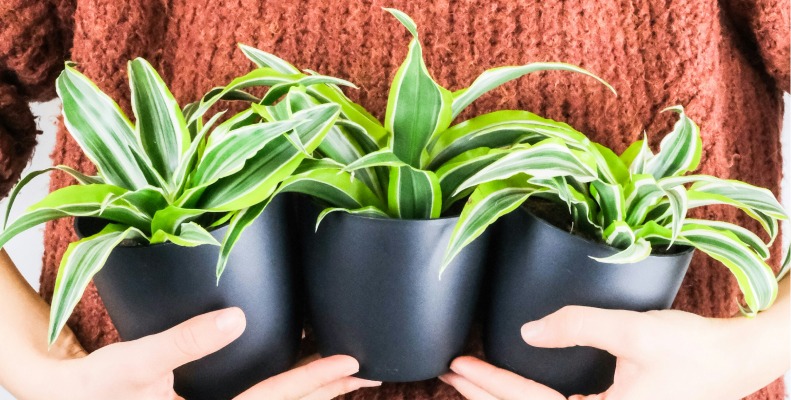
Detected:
[{"left": 0, "top": 96, "right": 789, "bottom": 398}]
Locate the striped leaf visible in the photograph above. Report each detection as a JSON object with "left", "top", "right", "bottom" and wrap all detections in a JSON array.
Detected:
[
  {"left": 442, "top": 179, "right": 544, "bottom": 275},
  {"left": 0, "top": 184, "right": 152, "bottom": 250},
  {"left": 620, "top": 133, "right": 653, "bottom": 174},
  {"left": 592, "top": 142, "right": 629, "bottom": 184},
  {"left": 659, "top": 183, "right": 688, "bottom": 244},
  {"left": 387, "top": 166, "right": 442, "bottom": 219},
  {"left": 216, "top": 199, "right": 268, "bottom": 282},
  {"left": 315, "top": 206, "right": 390, "bottom": 231},
  {"left": 591, "top": 237, "right": 652, "bottom": 264},
  {"left": 436, "top": 148, "right": 507, "bottom": 207},
  {"left": 4, "top": 166, "right": 102, "bottom": 229},
  {"left": 342, "top": 149, "right": 408, "bottom": 173},
  {"left": 197, "top": 104, "right": 341, "bottom": 211},
  {"left": 528, "top": 176, "right": 598, "bottom": 231},
  {"left": 624, "top": 174, "right": 663, "bottom": 226},
  {"left": 451, "top": 63, "right": 615, "bottom": 119},
  {"left": 150, "top": 206, "right": 206, "bottom": 238},
  {"left": 590, "top": 180, "right": 626, "bottom": 228},
  {"left": 191, "top": 119, "right": 305, "bottom": 188},
  {"left": 150, "top": 222, "right": 220, "bottom": 247},
  {"left": 644, "top": 106, "right": 702, "bottom": 180},
  {"left": 454, "top": 140, "right": 598, "bottom": 196},
  {"left": 275, "top": 163, "right": 386, "bottom": 212},
  {"left": 173, "top": 111, "right": 226, "bottom": 194},
  {"left": 602, "top": 220, "right": 636, "bottom": 249},
  {"left": 128, "top": 58, "right": 189, "bottom": 187},
  {"left": 683, "top": 219, "right": 770, "bottom": 260},
  {"left": 186, "top": 68, "right": 353, "bottom": 127},
  {"left": 685, "top": 186, "right": 783, "bottom": 240},
  {"left": 679, "top": 224, "right": 776, "bottom": 315},
  {"left": 426, "top": 110, "right": 591, "bottom": 170},
  {"left": 384, "top": 8, "right": 453, "bottom": 168},
  {"left": 56, "top": 64, "right": 149, "bottom": 190},
  {"left": 49, "top": 224, "right": 145, "bottom": 344}
]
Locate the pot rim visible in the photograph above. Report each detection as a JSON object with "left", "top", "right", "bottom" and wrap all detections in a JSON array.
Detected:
[
  {"left": 73, "top": 216, "right": 229, "bottom": 249},
  {"left": 519, "top": 206, "right": 695, "bottom": 259},
  {"left": 306, "top": 199, "right": 462, "bottom": 226}
]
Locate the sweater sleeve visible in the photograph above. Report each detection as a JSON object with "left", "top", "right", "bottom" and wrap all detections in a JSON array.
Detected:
[
  {"left": 0, "top": 0, "right": 74, "bottom": 197},
  {"left": 722, "top": 0, "right": 791, "bottom": 92}
]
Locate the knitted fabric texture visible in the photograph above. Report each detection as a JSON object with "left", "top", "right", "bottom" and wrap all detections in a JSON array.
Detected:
[{"left": 1, "top": 0, "right": 789, "bottom": 398}]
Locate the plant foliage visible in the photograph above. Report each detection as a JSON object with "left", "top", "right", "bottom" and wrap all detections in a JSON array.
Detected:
[
  {"left": 445, "top": 106, "right": 788, "bottom": 315},
  {"left": 1, "top": 59, "right": 342, "bottom": 345}
]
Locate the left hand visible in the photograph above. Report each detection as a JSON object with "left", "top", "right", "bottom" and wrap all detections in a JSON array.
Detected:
[{"left": 440, "top": 306, "right": 789, "bottom": 400}]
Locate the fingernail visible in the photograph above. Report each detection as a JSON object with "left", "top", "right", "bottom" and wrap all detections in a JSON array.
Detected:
[
  {"left": 215, "top": 308, "right": 244, "bottom": 332},
  {"left": 521, "top": 320, "right": 546, "bottom": 341},
  {"left": 437, "top": 375, "right": 450, "bottom": 384},
  {"left": 341, "top": 359, "right": 360, "bottom": 376},
  {"left": 359, "top": 380, "right": 382, "bottom": 388},
  {"left": 449, "top": 360, "right": 466, "bottom": 375}
]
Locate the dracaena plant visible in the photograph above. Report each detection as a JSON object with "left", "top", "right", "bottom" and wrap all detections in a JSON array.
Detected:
[
  {"left": 0, "top": 59, "right": 342, "bottom": 345},
  {"left": 445, "top": 106, "right": 789, "bottom": 316},
  {"left": 198, "top": 8, "right": 614, "bottom": 230}
]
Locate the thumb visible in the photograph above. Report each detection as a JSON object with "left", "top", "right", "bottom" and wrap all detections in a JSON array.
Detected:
[
  {"left": 520, "top": 306, "right": 646, "bottom": 358},
  {"left": 123, "top": 307, "right": 246, "bottom": 371}
]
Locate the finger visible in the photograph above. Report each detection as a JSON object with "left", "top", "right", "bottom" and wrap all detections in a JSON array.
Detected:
[
  {"left": 294, "top": 353, "right": 321, "bottom": 368},
  {"left": 125, "top": 307, "right": 246, "bottom": 371},
  {"left": 234, "top": 355, "right": 361, "bottom": 399},
  {"left": 521, "top": 306, "right": 645, "bottom": 357},
  {"left": 449, "top": 356, "right": 565, "bottom": 400},
  {"left": 300, "top": 377, "right": 382, "bottom": 400},
  {"left": 439, "top": 373, "right": 498, "bottom": 400}
]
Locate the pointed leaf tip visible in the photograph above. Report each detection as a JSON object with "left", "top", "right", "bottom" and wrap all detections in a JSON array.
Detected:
[{"left": 384, "top": 8, "right": 419, "bottom": 37}]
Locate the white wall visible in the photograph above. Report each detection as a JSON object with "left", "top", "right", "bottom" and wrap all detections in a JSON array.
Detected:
[{"left": 0, "top": 96, "right": 789, "bottom": 399}]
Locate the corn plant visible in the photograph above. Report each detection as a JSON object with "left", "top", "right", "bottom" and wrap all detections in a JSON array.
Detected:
[
  {"left": 445, "top": 106, "right": 788, "bottom": 315},
  {"left": 0, "top": 59, "right": 343, "bottom": 345},
  {"left": 205, "top": 8, "right": 614, "bottom": 231}
]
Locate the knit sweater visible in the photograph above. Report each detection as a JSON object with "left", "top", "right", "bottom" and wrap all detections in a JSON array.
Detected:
[{"left": 1, "top": 0, "right": 789, "bottom": 398}]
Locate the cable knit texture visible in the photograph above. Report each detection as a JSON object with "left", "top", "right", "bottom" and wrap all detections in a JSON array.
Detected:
[{"left": 0, "top": 0, "right": 788, "bottom": 398}]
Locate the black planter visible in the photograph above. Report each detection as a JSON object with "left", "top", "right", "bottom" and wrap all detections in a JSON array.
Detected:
[
  {"left": 76, "top": 197, "right": 302, "bottom": 400},
  {"left": 298, "top": 202, "right": 489, "bottom": 382},
  {"left": 484, "top": 207, "right": 694, "bottom": 396}
]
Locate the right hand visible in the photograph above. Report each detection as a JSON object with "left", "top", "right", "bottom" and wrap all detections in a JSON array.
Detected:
[{"left": 45, "top": 308, "right": 379, "bottom": 399}]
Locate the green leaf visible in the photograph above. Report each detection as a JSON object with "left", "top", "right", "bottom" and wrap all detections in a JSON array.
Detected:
[
  {"left": 150, "top": 206, "right": 206, "bottom": 237},
  {"left": 620, "top": 133, "right": 653, "bottom": 174},
  {"left": 198, "top": 104, "right": 341, "bottom": 211},
  {"left": 659, "top": 183, "right": 688, "bottom": 244},
  {"left": 387, "top": 167, "right": 442, "bottom": 219},
  {"left": 645, "top": 106, "right": 702, "bottom": 179},
  {"left": 56, "top": 64, "right": 149, "bottom": 190},
  {"left": 49, "top": 224, "right": 145, "bottom": 345},
  {"left": 624, "top": 174, "right": 663, "bottom": 226},
  {"left": 216, "top": 200, "right": 268, "bottom": 282},
  {"left": 385, "top": 9, "right": 453, "bottom": 167},
  {"left": 454, "top": 140, "right": 598, "bottom": 195},
  {"left": 683, "top": 219, "right": 770, "bottom": 260},
  {"left": 451, "top": 63, "right": 616, "bottom": 119},
  {"left": 591, "top": 237, "right": 652, "bottom": 264},
  {"left": 4, "top": 166, "right": 102, "bottom": 229},
  {"left": 679, "top": 224, "right": 777, "bottom": 315},
  {"left": 128, "top": 58, "right": 189, "bottom": 187},
  {"left": 528, "top": 176, "right": 598, "bottom": 232},
  {"left": 173, "top": 111, "right": 226, "bottom": 194},
  {"left": 427, "top": 110, "right": 591, "bottom": 170},
  {"left": 191, "top": 119, "right": 305, "bottom": 188},
  {"left": 275, "top": 162, "right": 386, "bottom": 211},
  {"left": 591, "top": 142, "right": 629, "bottom": 184},
  {"left": 150, "top": 222, "right": 220, "bottom": 247},
  {"left": 435, "top": 148, "right": 507, "bottom": 207},
  {"left": 442, "top": 179, "right": 543, "bottom": 275},
  {"left": 315, "top": 206, "right": 389, "bottom": 231},
  {"left": 602, "top": 220, "right": 636, "bottom": 249},
  {"left": 590, "top": 180, "right": 626, "bottom": 228},
  {"left": 342, "top": 149, "right": 408, "bottom": 173}
]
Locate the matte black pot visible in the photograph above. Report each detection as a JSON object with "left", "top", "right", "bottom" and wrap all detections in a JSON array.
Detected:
[
  {"left": 298, "top": 202, "right": 489, "bottom": 382},
  {"left": 484, "top": 206, "right": 694, "bottom": 396},
  {"left": 76, "top": 197, "right": 302, "bottom": 400}
]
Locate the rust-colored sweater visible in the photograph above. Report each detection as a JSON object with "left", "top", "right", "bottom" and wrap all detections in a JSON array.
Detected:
[{"left": 1, "top": 0, "right": 789, "bottom": 398}]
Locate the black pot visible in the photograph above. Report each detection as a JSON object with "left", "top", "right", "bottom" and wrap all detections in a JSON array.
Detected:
[
  {"left": 484, "top": 207, "right": 694, "bottom": 396},
  {"left": 76, "top": 197, "right": 302, "bottom": 400},
  {"left": 297, "top": 202, "right": 489, "bottom": 382}
]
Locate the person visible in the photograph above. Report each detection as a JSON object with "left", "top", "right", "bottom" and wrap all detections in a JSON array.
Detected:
[{"left": 0, "top": 0, "right": 788, "bottom": 399}]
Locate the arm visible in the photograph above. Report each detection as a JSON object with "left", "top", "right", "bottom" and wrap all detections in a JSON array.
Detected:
[
  {"left": 442, "top": 277, "right": 790, "bottom": 400},
  {"left": 0, "top": 249, "right": 380, "bottom": 399}
]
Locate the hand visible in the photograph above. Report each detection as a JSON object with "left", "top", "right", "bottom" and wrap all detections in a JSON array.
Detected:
[
  {"left": 38, "top": 308, "right": 379, "bottom": 400},
  {"left": 442, "top": 305, "right": 789, "bottom": 400}
]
